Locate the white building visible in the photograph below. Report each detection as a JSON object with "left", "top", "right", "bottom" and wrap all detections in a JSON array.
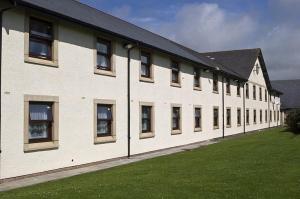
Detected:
[{"left": 0, "top": 0, "right": 283, "bottom": 181}]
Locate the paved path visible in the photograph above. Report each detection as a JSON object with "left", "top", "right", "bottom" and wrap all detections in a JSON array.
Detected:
[{"left": 0, "top": 140, "right": 218, "bottom": 192}]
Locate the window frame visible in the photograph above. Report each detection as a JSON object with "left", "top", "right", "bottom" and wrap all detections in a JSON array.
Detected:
[
  {"left": 193, "top": 68, "right": 201, "bottom": 90},
  {"left": 226, "top": 78, "right": 231, "bottom": 95},
  {"left": 226, "top": 107, "right": 231, "bottom": 128},
  {"left": 194, "top": 105, "right": 202, "bottom": 132},
  {"left": 94, "top": 99, "right": 116, "bottom": 144},
  {"left": 139, "top": 102, "right": 155, "bottom": 139},
  {"left": 24, "top": 14, "right": 59, "bottom": 67},
  {"left": 213, "top": 73, "right": 219, "bottom": 93},
  {"left": 140, "top": 50, "right": 154, "bottom": 83},
  {"left": 237, "top": 108, "right": 242, "bottom": 126},
  {"left": 24, "top": 95, "right": 59, "bottom": 152},
  {"left": 170, "top": 60, "right": 181, "bottom": 87},
  {"left": 171, "top": 104, "right": 182, "bottom": 135},
  {"left": 253, "top": 85, "right": 256, "bottom": 100},
  {"left": 213, "top": 106, "right": 219, "bottom": 129},
  {"left": 246, "top": 109, "right": 250, "bottom": 125},
  {"left": 94, "top": 36, "right": 116, "bottom": 77}
]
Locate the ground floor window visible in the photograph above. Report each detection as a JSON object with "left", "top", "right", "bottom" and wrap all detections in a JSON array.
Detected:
[
  {"left": 265, "top": 110, "right": 268, "bottom": 123},
  {"left": 171, "top": 105, "right": 182, "bottom": 134},
  {"left": 226, "top": 108, "right": 231, "bottom": 127},
  {"left": 139, "top": 102, "right": 155, "bottom": 139},
  {"left": 260, "top": 110, "right": 263, "bottom": 123},
  {"left": 254, "top": 109, "right": 257, "bottom": 124},
  {"left": 194, "top": 106, "right": 202, "bottom": 131},
  {"left": 213, "top": 107, "right": 219, "bottom": 129},
  {"left": 24, "top": 95, "right": 59, "bottom": 152},
  {"left": 94, "top": 99, "right": 116, "bottom": 144},
  {"left": 246, "top": 109, "right": 250, "bottom": 125},
  {"left": 237, "top": 108, "right": 241, "bottom": 126}
]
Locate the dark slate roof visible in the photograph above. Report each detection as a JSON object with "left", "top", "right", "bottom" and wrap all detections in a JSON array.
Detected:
[
  {"left": 201, "top": 49, "right": 275, "bottom": 91},
  {"left": 14, "top": 0, "right": 211, "bottom": 67},
  {"left": 271, "top": 80, "right": 300, "bottom": 109},
  {"left": 201, "top": 49, "right": 261, "bottom": 79}
]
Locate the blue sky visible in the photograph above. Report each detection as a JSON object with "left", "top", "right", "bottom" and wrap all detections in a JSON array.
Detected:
[{"left": 79, "top": 0, "right": 300, "bottom": 80}]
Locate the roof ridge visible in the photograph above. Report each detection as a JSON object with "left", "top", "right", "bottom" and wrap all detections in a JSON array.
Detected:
[{"left": 201, "top": 48, "right": 261, "bottom": 54}]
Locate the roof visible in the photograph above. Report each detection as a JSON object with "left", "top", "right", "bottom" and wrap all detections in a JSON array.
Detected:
[
  {"left": 271, "top": 80, "right": 300, "bottom": 110},
  {"left": 201, "top": 49, "right": 275, "bottom": 91},
  {"left": 10, "top": 0, "right": 278, "bottom": 87}
]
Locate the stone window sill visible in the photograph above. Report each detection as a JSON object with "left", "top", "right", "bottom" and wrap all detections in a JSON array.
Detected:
[
  {"left": 171, "top": 83, "right": 181, "bottom": 88},
  {"left": 25, "top": 56, "right": 58, "bottom": 68},
  {"left": 94, "top": 136, "right": 116, "bottom": 144},
  {"left": 140, "top": 77, "right": 154, "bottom": 83},
  {"left": 194, "top": 128, "right": 202, "bottom": 132},
  {"left": 139, "top": 132, "right": 155, "bottom": 139},
  {"left": 94, "top": 69, "right": 116, "bottom": 77},
  {"left": 171, "top": 129, "right": 182, "bottom": 135},
  {"left": 24, "top": 141, "right": 59, "bottom": 153}
]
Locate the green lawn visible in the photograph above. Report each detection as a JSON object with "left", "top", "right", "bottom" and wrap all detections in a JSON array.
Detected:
[{"left": 1, "top": 128, "right": 300, "bottom": 199}]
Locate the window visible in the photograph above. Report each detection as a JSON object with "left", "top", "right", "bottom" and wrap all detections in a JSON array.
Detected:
[
  {"left": 265, "top": 89, "right": 267, "bottom": 102},
  {"left": 194, "top": 106, "right": 202, "bottom": 131},
  {"left": 259, "top": 87, "right": 262, "bottom": 101},
  {"left": 277, "top": 111, "right": 280, "bottom": 122},
  {"left": 194, "top": 68, "right": 201, "bottom": 89},
  {"left": 270, "top": 111, "right": 272, "bottom": 122},
  {"left": 94, "top": 100, "right": 116, "bottom": 144},
  {"left": 237, "top": 108, "right": 241, "bottom": 126},
  {"left": 140, "top": 51, "right": 153, "bottom": 81},
  {"left": 246, "top": 109, "right": 250, "bottom": 125},
  {"left": 24, "top": 95, "right": 59, "bottom": 152},
  {"left": 253, "top": 85, "right": 256, "bottom": 100},
  {"left": 274, "top": 110, "right": 276, "bottom": 121},
  {"left": 29, "top": 18, "right": 53, "bottom": 60},
  {"left": 246, "top": 83, "right": 249, "bottom": 99},
  {"left": 265, "top": 110, "right": 268, "bottom": 123},
  {"left": 237, "top": 82, "right": 241, "bottom": 96},
  {"left": 171, "top": 105, "right": 181, "bottom": 134},
  {"left": 96, "top": 38, "right": 112, "bottom": 71},
  {"left": 213, "top": 73, "right": 219, "bottom": 93},
  {"left": 213, "top": 107, "right": 219, "bottom": 129},
  {"left": 226, "top": 108, "right": 231, "bottom": 127},
  {"left": 226, "top": 78, "right": 231, "bottom": 95},
  {"left": 260, "top": 110, "right": 262, "bottom": 123},
  {"left": 140, "top": 102, "right": 154, "bottom": 139},
  {"left": 254, "top": 109, "right": 257, "bottom": 124},
  {"left": 171, "top": 61, "right": 180, "bottom": 85}
]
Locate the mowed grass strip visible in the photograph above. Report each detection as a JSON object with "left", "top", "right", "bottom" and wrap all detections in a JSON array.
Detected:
[{"left": 1, "top": 128, "right": 300, "bottom": 199}]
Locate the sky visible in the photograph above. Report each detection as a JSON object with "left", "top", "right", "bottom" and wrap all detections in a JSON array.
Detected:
[{"left": 79, "top": 0, "right": 300, "bottom": 80}]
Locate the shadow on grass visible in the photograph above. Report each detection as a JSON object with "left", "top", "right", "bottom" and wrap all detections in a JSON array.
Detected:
[{"left": 280, "top": 128, "right": 300, "bottom": 138}]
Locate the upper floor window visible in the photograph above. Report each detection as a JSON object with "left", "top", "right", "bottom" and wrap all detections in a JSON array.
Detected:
[
  {"left": 253, "top": 85, "right": 256, "bottom": 100},
  {"left": 237, "top": 82, "right": 241, "bottom": 96},
  {"left": 29, "top": 18, "right": 53, "bottom": 60},
  {"left": 265, "top": 89, "right": 268, "bottom": 102},
  {"left": 140, "top": 51, "right": 152, "bottom": 80},
  {"left": 226, "top": 78, "right": 231, "bottom": 95},
  {"left": 213, "top": 73, "right": 219, "bottom": 93},
  {"left": 171, "top": 61, "right": 180, "bottom": 85},
  {"left": 96, "top": 38, "right": 112, "bottom": 71},
  {"left": 194, "top": 68, "right": 201, "bottom": 89},
  {"left": 246, "top": 83, "right": 249, "bottom": 99},
  {"left": 259, "top": 87, "right": 262, "bottom": 101}
]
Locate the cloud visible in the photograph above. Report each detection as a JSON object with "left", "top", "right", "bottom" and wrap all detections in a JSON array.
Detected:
[{"left": 111, "top": 5, "right": 131, "bottom": 19}]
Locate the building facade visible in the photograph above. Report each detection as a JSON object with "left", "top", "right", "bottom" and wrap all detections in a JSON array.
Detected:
[{"left": 0, "top": 0, "right": 282, "bottom": 181}]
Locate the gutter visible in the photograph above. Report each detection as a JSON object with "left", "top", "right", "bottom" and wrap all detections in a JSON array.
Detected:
[
  {"left": 0, "top": 0, "right": 17, "bottom": 154},
  {"left": 243, "top": 83, "right": 246, "bottom": 134},
  {"left": 124, "top": 43, "right": 137, "bottom": 158},
  {"left": 222, "top": 76, "right": 225, "bottom": 138}
]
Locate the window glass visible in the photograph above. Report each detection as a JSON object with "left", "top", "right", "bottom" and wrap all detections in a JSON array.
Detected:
[
  {"left": 213, "top": 74, "right": 218, "bottom": 92},
  {"left": 194, "top": 69, "right": 200, "bottom": 88},
  {"left": 172, "top": 107, "right": 180, "bottom": 130},
  {"left": 213, "top": 108, "right": 219, "bottom": 127},
  {"left": 96, "top": 39, "right": 111, "bottom": 70},
  {"left": 195, "top": 108, "right": 201, "bottom": 128},
  {"left": 29, "top": 102, "right": 53, "bottom": 141},
  {"left": 226, "top": 109, "right": 231, "bottom": 126},
  {"left": 97, "top": 105, "right": 112, "bottom": 136},
  {"left": 171, "top": 61, "right": 179, "bottom": 83},
  {"left": 142, "top": 106, "right": 152, "bottom": 132}
]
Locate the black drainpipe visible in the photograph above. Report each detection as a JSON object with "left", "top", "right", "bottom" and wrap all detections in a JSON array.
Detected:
[
  {"left": 124, "top": 43, "right": 137, "bottom": 158},
  {"left": 222, "top": 76, "right": 225, "bottom": 138},
  {"left": 0, "top": 1, "right": 17, "bottom": 155},
  {"left": 243, "top": 83, "right": 246, "bottom": 134}
]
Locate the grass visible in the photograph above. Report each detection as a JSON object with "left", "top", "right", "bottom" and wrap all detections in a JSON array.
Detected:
[{"left": 1, "top": 128, "right": 300, "bottom": 199}]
